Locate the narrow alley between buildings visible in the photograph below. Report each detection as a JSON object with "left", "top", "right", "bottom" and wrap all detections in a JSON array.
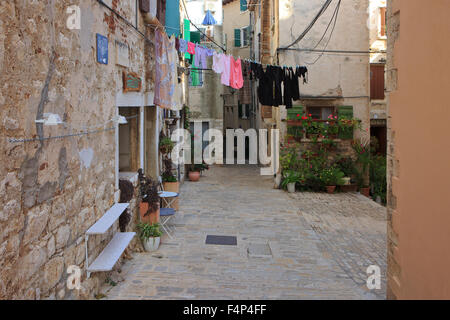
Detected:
[{"left": 103, "top": 165, "right": 386, "bottom": 300}]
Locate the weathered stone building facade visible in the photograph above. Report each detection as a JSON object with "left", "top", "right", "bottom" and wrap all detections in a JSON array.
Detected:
[{"left": 0, "top": 0, "right": 185, "bottom": 299}]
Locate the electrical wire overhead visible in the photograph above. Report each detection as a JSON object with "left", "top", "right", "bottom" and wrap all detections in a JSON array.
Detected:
[{"left": 278, "top": 0, "right": 334, "bottom": 50}]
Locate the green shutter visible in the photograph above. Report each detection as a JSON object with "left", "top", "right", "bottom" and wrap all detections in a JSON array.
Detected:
[
  {"left": 234, "top": 29, "right": 241, "bottom": 47},
  {"left": 184, "top": 19, "right": 190, "bottom": 59},
  {"left": 287, "top": 105, "right": 304, "bottom": 120},
  {"left": 240, "top": 0, "right": 247, "bottom": 12},
  {"left": 337, "top": 106, "right": 354, "bottom": 139}
]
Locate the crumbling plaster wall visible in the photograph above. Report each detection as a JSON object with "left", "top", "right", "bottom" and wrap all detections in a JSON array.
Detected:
[
  {"left": 0, "top": 0, "right": 151, "bottom": 299},
  {"left": 278, "top": 0, "right": 371, "bottom": 141}
]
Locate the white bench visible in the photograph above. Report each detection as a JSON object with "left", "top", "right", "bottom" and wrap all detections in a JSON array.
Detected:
[{"left": 85, "top": 203, "right": 135, "bottom": 277}]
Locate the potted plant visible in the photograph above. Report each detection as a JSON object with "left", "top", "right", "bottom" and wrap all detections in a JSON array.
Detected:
[
  {"left": 335, "top": 157, "right": 355, "bottom": 185},
  {"left": 137, "top": 222, "right": 162, "bottom": 252},
  {"left": 159, "top": 136, "right": 174, "bottom": 154},
  {"left": 281, "top": 170, "right": 301, "bottom": 193},
  {"left": 138, "top": 170, "right": 160, "bottom": 224},
  {"left": 188, "top": 163, "right": 208, "bottom": 181},
  {"left": 320, "top": 168, "right": 345, "bottom": 194},
  {"left": 162, "top": 158, "right": 179, "bottom": 210}
]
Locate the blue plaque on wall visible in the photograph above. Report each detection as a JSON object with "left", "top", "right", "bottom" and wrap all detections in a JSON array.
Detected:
[{"left": 96, "top": 33, "right": 108, "bottom": 65}]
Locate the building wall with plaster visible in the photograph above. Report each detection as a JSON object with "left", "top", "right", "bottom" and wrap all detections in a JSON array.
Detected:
[
  {"left": 0, "top": 0, "right": 157, "bottom": 299},
  {"left": 277, "top": 0, "right": 371, "bottom": 141}
]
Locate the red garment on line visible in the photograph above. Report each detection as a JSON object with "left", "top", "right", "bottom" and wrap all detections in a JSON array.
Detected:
[
  {"left": 229, "top": 57, "right": 244, "bottom": 89},
  {"left": 187, "top": 42, "right": 196, "bottom": 55}
]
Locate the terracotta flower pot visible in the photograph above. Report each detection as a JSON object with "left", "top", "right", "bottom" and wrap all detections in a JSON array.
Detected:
[
  {"left": 188, "top": 171, "right": 200, "bottom": 182},
  {"left": 360, "top": 187, "right": 370, "bottom": 197},
  {"left": 139, "top": 202, "right": 160, "bottom": 224},
  {"left": 326, "top": 186, "right": 336, "bottom": 194}
]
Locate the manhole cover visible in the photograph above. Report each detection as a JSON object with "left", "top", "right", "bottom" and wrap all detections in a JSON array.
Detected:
[
  {"left": 205, "top": 235, "right": 237, "bottom": 246},
  {"left": 247, "top": 243, "right": 272, "bottom": 258}
]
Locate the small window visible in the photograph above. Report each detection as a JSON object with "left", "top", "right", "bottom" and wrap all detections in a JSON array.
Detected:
[
  {"left": 306, "top": 107, "right": 335, "bottom": 121},
  {"left": 239, "top": 103, "right": 250, "bottom": 119},
  {"left": 241, "top": 26, "right": 250, "bottom": 47}
]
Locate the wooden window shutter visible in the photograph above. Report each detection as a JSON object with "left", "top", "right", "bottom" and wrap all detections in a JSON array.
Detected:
[
  {"left": 287, "top": 105, "right": 304, "bottom": 120},
  {"left": 380, "top": 7, "right": 386, "bottom": 37},
  {"left": 234, "top": 29, "right": 241, "bottom": 47},
  {"left": 337, "top": 106, "right": 354, "bottom": 139},
  {"left": 370, "top": 64, "right": 385, "bottom": 100}
]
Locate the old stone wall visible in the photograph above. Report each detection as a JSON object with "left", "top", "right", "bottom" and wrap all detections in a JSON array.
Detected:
[{"left": 0, "top": 0, "right": 152, "bottom": 299}]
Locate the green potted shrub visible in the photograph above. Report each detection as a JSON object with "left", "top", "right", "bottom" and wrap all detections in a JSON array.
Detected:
[
  {"left": 281, "top": 170, "right": 301, "bottom": 193},
  {"left": 138, "top": 170, "right": 160, "bottom": 224},
  {"left": 188, "top": 162, "right": 209, "bottom": 181},
  {"left": 320, "top": 168, "right": 345, "bottom": 194},
  {"left": 137, "top": 222, "right": 162, "bottom": 252}
]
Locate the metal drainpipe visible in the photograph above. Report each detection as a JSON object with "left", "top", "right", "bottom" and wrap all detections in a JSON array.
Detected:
[{"left": 249, "top": 10, "right": 255, "bottom": 130}]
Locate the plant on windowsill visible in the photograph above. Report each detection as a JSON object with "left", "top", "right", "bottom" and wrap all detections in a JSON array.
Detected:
[
  {"left": 137, "top": 222, "right": 162, "bottom": 252},
  {"left": 138, "top": 169, "right": 161, "bottom": 224}
]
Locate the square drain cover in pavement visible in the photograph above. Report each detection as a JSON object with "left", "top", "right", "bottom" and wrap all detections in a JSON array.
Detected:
[
  {"left": 247, "top": 243, "right": 272, "bottom": 258},
  {"left": 205, "top": 235, "right": 237, "bottom": 246}
]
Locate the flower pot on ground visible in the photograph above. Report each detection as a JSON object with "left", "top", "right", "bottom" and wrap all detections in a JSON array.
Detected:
[
  {"left": 188, "top": 171, "right": 200, "bottom": 181},
  {"left": 320, "top": 168, "right": 345, "bottom": 193},
  {"left": 360, "top": 186, "right": 370, "bottom": 197},
  {"left": 326, "top": 186, "right": 336, "bottom": 194},
  {"left": 138, "top": 170, "right": 161, "bottom": 224},
  {"left": 137, "top": 222, "right": 162, "bottom": 252},
  {"left": 188, "top": 163, "right": 209, "bottom": 181},
  {"left": 281, "top": 170, "right": 301, "bottom": 193},
  {"left": 287, "top": 182, "right": 296, "bottom": 193}
]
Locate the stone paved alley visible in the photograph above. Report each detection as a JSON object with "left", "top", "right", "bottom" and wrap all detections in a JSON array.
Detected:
[{"left": 103, "top": 166, "right": 387, "bottom": 300}]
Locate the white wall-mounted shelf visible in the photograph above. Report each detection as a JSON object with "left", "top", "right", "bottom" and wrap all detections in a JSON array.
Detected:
[
  {"left": 86, "top": 203, "right": 129, "bottom": 235},
  {"left": 87, "top": 232, "right": 135, "bottom": 272},
  {"left": 85, "top": 203, "right": 135, "bottom": 278}
]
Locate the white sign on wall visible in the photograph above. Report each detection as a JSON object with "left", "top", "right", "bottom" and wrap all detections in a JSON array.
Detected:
[{"left": 115, "top": 40, "right": 130, "bottom": 68}]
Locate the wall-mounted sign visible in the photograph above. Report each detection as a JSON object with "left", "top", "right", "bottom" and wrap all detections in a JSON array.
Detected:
[
  {"left": 123, "top": 72, "right": 142, "bottom": 92},
  {"left": 96, "top": 33, "right": 108, "bottom": 64},
  {"left": 115, "top": 40, "right": 130, "bottom": 67}
]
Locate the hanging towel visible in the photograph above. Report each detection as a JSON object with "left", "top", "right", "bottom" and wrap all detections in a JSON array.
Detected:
[
  {"left": 187, "top": 41, "right": 196, "bottom": 55},
  {"left": 220, "top": 54, "right": 231, "bottom": 86},
  {"left": 212, "top": 52, "right": 223, "bottom": 74},
  {"left": 179, "top": 38, "right": 187, "bottom": 53},
  {"left": 230, "top": 57, "right": 244, "bottom": 90},
  {"left": 194, "top": 45, "right": 208, "bottom": 69},
  {"left": 154, "top": 29, "right": 174, "bottom": 109}
]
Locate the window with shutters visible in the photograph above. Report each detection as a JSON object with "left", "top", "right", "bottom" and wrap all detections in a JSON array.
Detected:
[
  {"left": 306, "top": 107, "right": 336, "bottom": 121},
  {"left": 241, "top": 26, "right": 250, "bottom": 47},
  {"left": 370, "top": 64, "right": 385, "bottom": 100}
]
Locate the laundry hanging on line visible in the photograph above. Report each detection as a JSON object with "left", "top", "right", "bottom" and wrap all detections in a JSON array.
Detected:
[{"left": 175, "top": 38, "right": 308, "bottom": 105}]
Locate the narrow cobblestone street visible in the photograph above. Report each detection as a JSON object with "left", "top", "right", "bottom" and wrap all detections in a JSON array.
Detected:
[{"left": 103, "top": 165, "right": 387, "bottom": 300}]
